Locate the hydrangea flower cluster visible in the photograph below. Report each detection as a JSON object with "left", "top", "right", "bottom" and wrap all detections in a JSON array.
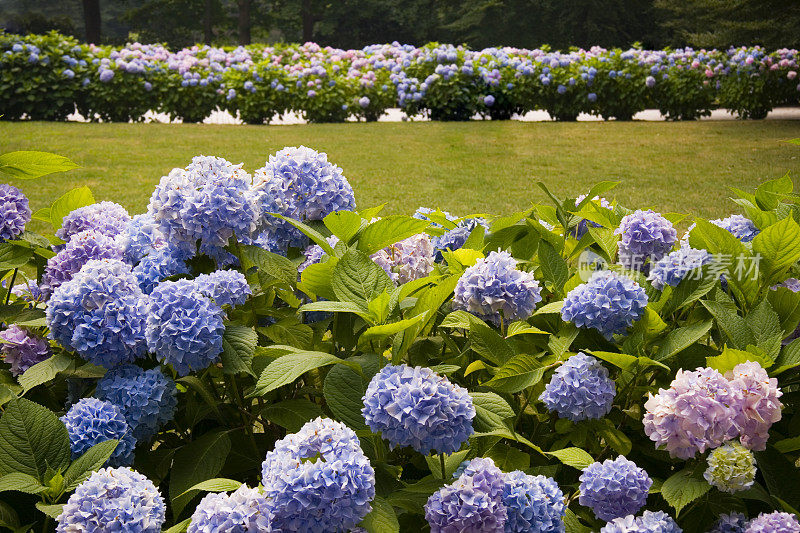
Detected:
[
  {"left": 56, "top": 201, "right": 131, "bottom": 241},
  {"left": 47, "top": 258, "right": 148, "bottom": 368},
  {"left": 371, "top": 233, "right": 436, "bottom": 284},
  {"left": 574, "top": 195, "right": 611, "bottom": 239},
  {"left": 298, "top": 236, "right": 340, "bottom": 273},
  {"left": 578, "top": 456, "right": 652, "bottom": 521},
  {"left": 0, "top": 325, "right": 50, "bottom": 376},
  {"left": 254, "top": 146, "right": 356, "bottom": 250},
  {"left": 148, "top": 155, "right": 259, "bottom": 252},
  {"left": 188, "top": 486, "right": 273, "bottom": 532},
  {"left": 95, "top": 364, "right": 178, "bottom": 441},
  {"left": 362, "top": 364, "right": 475, "bottom": 455},
  {"left": 647, "top": 246, "right": 714, "bottom": 290},
  {"left": 704, "top": 441, "right": 757, "bottom": 493},
  {"left": 56, "top": 467, "right": 166, "bottom": 533},
  {"left": 726, "top": 361, "right": 783, "bottom": 451},
  {"left": 132, "top": 247, "right": 190, "bottom": 294},
  {"left": 561, "top": 270, "right": 648, "bottom": 339},
  {"left": 539, "top": 353, "right": 616, "bottom": 422},
  {"left": 43, "top": 229, "right": 124, "bottom": 294},
  {"left": 194, "top": 269, "right": 251, "bottom": 307},
  {"left": 710, "top": 512, "right": 749, "bottom": 533},
  {"left": 260, "top": 417, "right": 375, "bottom": 532},
  {"left": 502, "top": 470, "right": 566, "bottom": 533},
  {"left": 0, "top": 184, "right": 31, "bottom": 241},
  {"left": 745, "top": 512, "right": 800, "bottom": 533},
  {"left": 600, "top": 511, "right": 682, "bottom": 533},
  {"left": 145, "top": 279, "right": 225, "bottom": 376},
  {"left": 431, "top": 217, "right": 489, "bottom": 260},
  {"left": 61, "top": 398, "right": 136, "bottom": 467},
  {"left": 615, "top": 210, "right": 677, "bottom": 270},
  {"left": 121, "top": 213, "right": 166, "bottom": 264},
  {"left": 413, "top": 207, "right": 458, "bottom": 227},
  {"left": 452, "top": 250, "right": 542, "bottom": 324},
  {"left": 711, "top": 215, "right": 760, "bottom": 243}
]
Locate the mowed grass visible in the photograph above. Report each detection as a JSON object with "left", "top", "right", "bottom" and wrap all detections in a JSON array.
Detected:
[{"left": 2, "top": 120, "right": 800, "bottom": 220}]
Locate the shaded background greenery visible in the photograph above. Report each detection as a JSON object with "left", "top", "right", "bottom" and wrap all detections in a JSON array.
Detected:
[{"left": 2, "top": 0, "right": 799, "bottom": 51}]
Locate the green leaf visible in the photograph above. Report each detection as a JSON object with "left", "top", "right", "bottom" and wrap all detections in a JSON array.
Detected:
[
  {"left": 745, "top": 299, "right": 782, "bottom": 360},
  {"left": 332, "top": 249, "right": 394, "bottom": 308},
  {"left": 0, "top": 472, "right": 47, "bottom": 494},
  {"left": 360, "top": 312, "right": 429, "bottom": 343},
  {"left": 661, "top": 468, "right": 711, "bottom": 516},
  {"left": 0, "top": 243, "right": 33, "bottom": 269},
  {"left": 237, "top": 245, "right": 296, "bottom": 285},
  {"left": 323, "top": 355, "right": 378, "bottom": 430},
  {"left": 178, "top": 478, "right": 243, "bottom": 498},
  {"left": 564, "top": 508, "right": 591, "bottom": 533},
  {"left": 440, "top": 310, "right": 474, "bottom": 329},
  {"left": 298, "top": 259, "right": 337, "bottom": 301},
  {"left": 534, "top": 301, "right": 564, "bottom": 315},
  {"left": 470, "top": 392, "right": 515, "bottom": 432},
  {"left": 755, "top": 174, "right": 793, "bottom": 210},
  {"left": 261, "top": 399, "right": 324, "bottom": 433},
  {"left": 163, "top": 518, "right": 191, "bottom": 533},
  {"left": 591, "top": 351, "right": 637, "bottom": 370},
  {"left": 484, "top": 354, "right": 546, "bottom": 393},
  {"left": 324, "top": 210, "right": 363, "bottom": 244},
  {"left": 707, "top": 347, "right": 773, "bottom": 374},
  {"left": 260, "top": 319, "right": 314, "bottom": 349},
  {"left": 774, "top": 337, "right": 800, "bottom": 373},
  {"left": 594, "top": 421, "right": 632, "bottom": 455},
  {"left": 653, "top": 320, "right": 713, "bottom": 362},
  {"left": 63, "top": 439, "right": 119, "bottom": 490},
  {"left": 169, "top": 430, "right": 231, "bottom": 518},
  {"left": 754, "top": 446, "right": 800, "bottom": 511},
  {"left": 701, "top": 300, "right": 755, "bottom": 349},
  {"left": 468, "top": 318, "right": 514, "bottom": 365},
  {"left": 545, "top": 447, "right": 594, "bottom": 470},
  {"left": 0, "top": 501, "right": 20, "bottom": 529},
  {"left": 269, "top": 215, "right": 335, "bottom": 254},
  {"left": 388, "top": 478, "right": 444, "bottom": 514},
  {"left": 177, "top": 376, "right": 224, "bottom": 422},
  {"left": 768, "top": 287, "right": 800, "bottom": 337},
  {"left": 298, "top": 300, "right": 368, "bottom": 315},
  {"left": 18, "top": 352, "right": 73, "bottom": 393},
  {"left": 753, "top": 217, "right": 800, "bottom": 284},
  {"left": 538, "top": 241, "right": 568, "bottom": 294},
  {"left": 35, "top": 502, "right": 64, "bottom": 519},
  {"left": 220, "top": 325, "right": 257, "bottom": 376},
  {"left": 587, "top": 226, "right": 618, "bottom": 263},
  {"left": 0, "top": 399, "right": 71, "bottom": 482},
  {"left": 356, "top": 216, "right": 430, "bottom": 255},
  {"left": 251, "top": 351, "right": 360, "bottom": 397},
  {"left": 425, "top": 450, "right": 472, "bottom": 479},
  {"left": 0, "top": 151, "right": 78, "bottom": 180},
  {"left": 49, "top": 187, "right": 95, "bottom": 231}
]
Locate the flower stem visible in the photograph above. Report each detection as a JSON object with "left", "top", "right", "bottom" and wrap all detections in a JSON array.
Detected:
[
  {"left": 439, "top": 453, "right": 447, "bottom": 479},
  {"left": 5, "top": 268, "right": 17, "bottom": 306}
]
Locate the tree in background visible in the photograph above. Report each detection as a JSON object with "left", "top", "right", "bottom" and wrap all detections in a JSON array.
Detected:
[{"left": 82, "top": 0, "right": 101, "bottom": 43}]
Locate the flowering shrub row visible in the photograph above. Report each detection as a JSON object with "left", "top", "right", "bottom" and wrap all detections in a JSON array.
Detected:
[
  {"left": 0, "top": 145, "right": 800, "bottom": 532},
  {"left": 2, "top": 31, "right": 800, "bottom": 123}
]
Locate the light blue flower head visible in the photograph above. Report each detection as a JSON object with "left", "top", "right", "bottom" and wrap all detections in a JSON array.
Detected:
[
  {"left": 188, "top": 485, "right": 273, "bottom": 533},
  {"left": 43, "top": 229, "right": 125, "bottom": 295},
  {"left": 194, "top": 270, "right": 251, "bottom": 307},
  {"left": 615, "top": 209, "right": 677, "bottom": 270},
  {"left": 709, "top": 512, "right": 749, "bottom": 533},
  {"left": 647, "top": 246, "right": 713, "bottom": 290},
  {"left": 600, "top": 510, "right": 681, "bottom": 533},
  {"left": 0, "top": 184, "right": 31, "bottom": 241},
  {"left": 578, "top": 456, "right": 652, "bottom": 521},
  {"left": 61, "top": 398, "right": 136, "bottom": 467},
  {"left": 132, "top": 247, "right": 190, "bottom": 294},
  {"left": 121, "top": 213, "right": 167, "bottom": 264},
  {"left": 502, "top": 470, "right": 566, "bottom": 533},
  {"left": 432, "top": 217, "right": 489, "bottom": 261},
  {"left": 57, "top": 201, "right": 131, "bottom": 241},
  {"left": 711, "top": 215, "right": 760, "bottom": 243},
  {"left": 362, "top": 364, "right": 475, "bottom": 455},
  {"left": 540, "top": 353, "right": 616, "bottom": 422},
  {"left": 745, "top": 512, "right": 800, "bottom": 533}
]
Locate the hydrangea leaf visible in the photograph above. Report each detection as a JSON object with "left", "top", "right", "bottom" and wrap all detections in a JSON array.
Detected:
[
  {"left": 653, "top": 319, "right": 713, "bottom": 362},
  {"left": 661, "top": 467, "right": 711, "bottom": 516},
  {"left": 49, "top": 187, "right": 95, "bottom": 231},
  {"left": 356, "top": 216, "right": 431, "bottom": 255},
  {"left": 425, "top": 450, "right": 470, "bottom": 479},
  {"left": 483, "top": 353, "right": 546, "bottom": 393},
  {"left": 332, "top": 249, "right": 394, "bottom": 308},
  {"left": 469, "top": 392, "right": 515, "bottom": 432},
  {"left": 0, "top": 472, "right": 47, "bottom": 494},
  {"left": 545, "top": 447, "right": 594, "bottom": 470},
  {"left": 34, "top": 502, "right": 64, "bottom": 519},
  {"left": 261, "top": 399, "right": 324, "bottom": 433},
  {"left": 0, "top": 151, "right": 78, "bottom": 180},
  {"left": 18, "top": 352, "right": 72, "bottom": 393},
  {"left": 538, "top": 241, "right": 569, "bottom": 294},
  {"left": 177, "top": 478, "right": 242, "bottom": 499},
  {"left": 707, "top": 347, "right": 773, "bottom": 374},
  {"left": 250, "top": 351, "right": 361, "bottom": 397},
  {"left": 62, "top": 439, "right": 119, "bottom": 490},
  {"left": 324, "top": 210, "right": 364, "bottom": 245},
  {"left": 169, "top": 430, "right": 231, "bottom": 518}
]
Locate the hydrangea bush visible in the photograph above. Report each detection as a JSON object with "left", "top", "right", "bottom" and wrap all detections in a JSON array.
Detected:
[{"left": 0, "top": 147, "right": 799, "bottom": 533}]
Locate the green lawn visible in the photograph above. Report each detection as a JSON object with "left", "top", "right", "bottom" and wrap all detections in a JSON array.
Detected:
[{"left": 2, "top": 120, "right": 800, "bottom": 220}]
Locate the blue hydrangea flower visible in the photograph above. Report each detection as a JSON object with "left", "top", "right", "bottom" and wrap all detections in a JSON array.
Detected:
[
  {"left": 61, "top": 398, "right": 136, "bottom": 467},
  {"left": 43, "top": 229, "right": 125, "bottom": 295},
  {"left": 362, "top": 364, "right": 475, "bottom": 455},
  {"left": 148, "top": 156, "right": 260, "bottom": 253},
  {"left": 56, "top": 467, "right": 166, "bottom": 533},
  {"left": 145, "top": 279, "right": 225, "bottom": 377},
  {"left": 95, "top": 365, "right": 177, "bottom": 441},
  {"left": 57, "top": 201, "right": 131, "bottom": 241},
  {"left": 11, "top": 279, "right": 45, "bottom": 306},
  {"left": 453, "top": 250, "right": 542, "bottom": 324},
  {"left": 47, "top": 259, "right": 148, "bottom": 368},
  {"left": 432, "top": 218, "right": 489, "bottom": 261},
  {"left": 132, "top": 247, "right": 190, "bottom": 294},
  {"left": 371, "top": 233, "right": 436, "bottom": 284},
  {"left": 745, "top": 512, "right": 800, "bottom": 533},
  {"left": 188, "top": 486, "right": 273, "bottom": 532},
  {"left": 0, "top": 184, "right": 31, "bottom": 241},
  {"left": 502, "top": 471, "right": 565, "bottom": 533},
  {"left": 425, "top": 457, "right": 507, "bottom": 533},
  {"left": 561, "top": 270, "right": 647, "bottom": 339},
  {"left": 254, "top": 146, "right": 356, "bottom": 251},
  {"left": 616, "top": 210, "right": 677, "bottom": 270},
  {"left": 0, "top": 325, "right": 50, "bottom": 376},
  {"left": 414, "top": 207, "right": 459, "bottom": 228},
  {"left": 711, "top": 215, "right": 760, "bottom": 243},
  {"left": 121, "top": 213, "right": 168, "bottom": 264},
  {"left": 540, "top": 353, "right": 616, "bottom": 422},
  {"left": 710, "top": 513, "right": 749, "bottom": 533},
  {"left": 647, "top": 246, "right": 714, "bottom": 290},
  {"left": 260, "top": 417, "right": 375, "bottom": 532},
  {"left": 578, "top": 456, "right": 652, "bottom": 521},
  {"left": 194, "top": 270, "right": 251, "bottom": 307},
  {"left": 704, "top": 441, "right": 757, "bottom": 493},
  {"left": 600, "top": 511, "right": 681, "bottom": 533}
]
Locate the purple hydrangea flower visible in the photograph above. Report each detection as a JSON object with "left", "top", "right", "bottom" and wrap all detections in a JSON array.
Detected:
[
  {"left": 194, "top": 270, "right": 251, "bottom": 307},
  {"left": 371, "top": 233, "right": 435, "bottom": 284},
  {"left": 432, "top": 218, "right": 489, "bottom": 261},
  {"left": 745, "top": 512, "right": 800, "bottom": 533},
  {"left": 484, "top": 95, "right": 496, "bottom": 106},
  {"left": 10, "top": 279, "right": 45, "bottom": 305},
  {"left": 561, "top": 270, "right": 647, "bottom": 339},
  {"left": 540, "top": 353, "right": 616, "bottom": 422},
  {"left": 0, "top": 184, "right": 31, "bottom": 241},
  {"left": 95, "top": 364, "right": 177, "bottom": 441},
  {"left": 502, "top": 470, "right": 566, "bottom": 533},
  {"left": 61, "top": 398, "right": 136, "bottom": 467},
  {"left": 43, "top": 229, "right": 125, "bottom": 295},
  {"left": 710, "top": 512, "right": 749, "bottom": 533},
  {"left": 726, "top": 362, "right": 783, "bottom": 451},
  {"left": 188, "top": 486, "right": 273, "bottom": 532},
  {"left": 145, "top": 279, "right": 224, "bottom": 377},
  {"left": 132, "top": 247, "right": 190, "bottom": 294},
  {"left": 47, "top": 259, "right": 148, "bottom": 368},
  {"left": 452, "top": 250, "right": 542, "bottom": 324},
  {"left": 711, "top": 215, "right": 760, "bottom": 243},
  {"left": 260, "top": 417, "right": 375, "bottom": 532},
  {"left": 578, "top": 456, "right": 652, "bottom": 522},
  {"left": 774, "top": 278, "right": 800, "bottom": 293},
  {"left": 362, "top": 364, "right": 475, "bottom": 455},
  {"left": 704, "top": 440, "right": 756, "bottom": 493},
  {"left": 0, "top": 325, "right": 50, "bottom": 376},
  {"left": 57, "top": 201, "right": 131, "bottom": 242},
  {"left": 298, "top": 236, "right": 340, "bottom": 273},
  {"left": 647, "top": 246, "right": 714, "bottom": 290},
  {"left": 616, "top": 210, "right": 677, "bottom": 270},
  {"left": 56, "top": 467, "right": 166, "bottom": 532},
  {"left": 600, "top": 511, "right": 681, "bottom": 533}
]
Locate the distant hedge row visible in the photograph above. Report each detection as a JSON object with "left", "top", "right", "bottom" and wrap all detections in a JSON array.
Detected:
[{"left": 2, "top": 31, "right": 798, "bottom": 123}]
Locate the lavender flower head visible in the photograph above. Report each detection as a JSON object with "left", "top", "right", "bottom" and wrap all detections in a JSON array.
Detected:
[
  {"left": 704, "top": 441, "right": 757, "bottom": 493},
  {"left": 540, "top": 353, "right": 616, "bottom": 422},
  {"left": 432, "top": 218, "right": 489, "bottom": 261},
  {"left": 298, "top": 236, "right": 340, "bottom": 273},
  {"left": 710, "top": 512, "right": 749, "bottom": 533},
  {"left": 194, "top": 270, "right": 252, "bottom": 307},
  {"left": 47, "top": 259, "right": 148, "bottom": 368},
  {"left": 0, "top": 184, "right": 31, "bottom": 241},
  {"left": 362, "top": 364, "right": 475, "bottom": 455},
  {"left": 43, "top": 229, "right": 125, "bottom": 295},
  {"left": 578, "top": 456, "right": 652, "bottom": 522},
  {"left": 145, "top": 279, "right": 225, "bottom": 377},
  {"left": 726, "top": 362, "right": 783, "bottom": 451},
  {"left": 452, "top": 250, "right": 542, "bottom": 324},
  {"left": 95, "top": 364, "right": 177, "bottom": 441},
  {"left": 647, "top": 246, "right": 714, "bottom": 290},
  {"left": 61, "top": 398, "right": 136, "bottom": 467},
  {"left": 188, "top": 486, "right": 273, "bottom": 533},
  {"left": 711, "top": 215, "right": 760, "bottom": 243},
  {"left": 502, "top": 470, "right": 566, "bottom": 533},
  {"left": 371, "top": 233, "right": 436, "bottom": 284},
  {"left": 745, "top": 512, "right": 800, "bottom": 533},
  {"left": 574, "top": 195, "right": 611, "bottom": 239},
  {"left": 616, "top": 210, "right": 677, "bottom": 270},
  {"left": 57, "top": 201, "right": 131, "bottom": 241},
  {"left": 11, "top": 279, "right": 45, "bottom": 305},
  {"left": 132, "top": 247, "right": 190, "bottom": 294},
  {"left": 56, "top": 467, "right": 166, "bottom": 533},
  {"left": 0, "top": 325, "right": 50, "bottom": 376},
  {"left": 260, "top": 417, "right": 375, "bottom": 532},
  {"left": 600, "top": 511, "right": 682, "bottom": 533},
  {"left": 561, "top": 270, "right": 647, "bottom": 339}
]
